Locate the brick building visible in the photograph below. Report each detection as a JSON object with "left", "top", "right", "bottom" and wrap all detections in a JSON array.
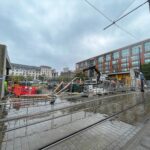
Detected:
[{"left": 76, "top": 39, "right": 150, "bottom": 81}]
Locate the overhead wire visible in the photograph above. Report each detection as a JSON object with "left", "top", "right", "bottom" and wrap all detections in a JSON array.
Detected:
[
  {"left": 84, "top": 0, "right": 138, "bottom": 40},
  {"left": 116, "top": 0, "right": 137, "bottom": 19},
  {"left": 104, "top": 0, "right": 149, "bottom": 30}
]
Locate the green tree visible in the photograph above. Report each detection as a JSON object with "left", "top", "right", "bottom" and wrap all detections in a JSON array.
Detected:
[
  {"left": 57, "top": 76, "right": 71, "bottom": 82},
  {"left": 26, "top": 75, "right": 34, "bottom": 81},
  {"left": 38, "top": 75, "right": 45, "bottom": 82},
  {"left": 141, "top": 62, "right": 150, "bottom": 80},
  {"left": 8, "top": 75, "right": 25, "bottom": 83},
  {"left": 74, "top": 72, "right": 88, "bottom": 81}
]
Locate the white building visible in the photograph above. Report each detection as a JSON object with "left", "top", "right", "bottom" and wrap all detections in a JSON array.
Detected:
[{"left": 9, "top": 63, "right": 58, "bottom": 79}]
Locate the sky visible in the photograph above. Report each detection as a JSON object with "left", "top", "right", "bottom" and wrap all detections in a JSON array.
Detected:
[{"left": 0, "top": 0, "right": 150, "bottom": 72}]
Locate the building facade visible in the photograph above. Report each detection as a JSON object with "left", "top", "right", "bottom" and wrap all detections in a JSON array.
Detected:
[
  {"left": 60, "top": 68, "right": 75, "bottom": 80},
  {"left": 76, "top": 39, "right": 150, "bottom": 80},
  {"left": 9, "top": 63, "right": 58, "bottom": 80},
  {"left": 0, "top": 45, "right": 11, "bottom": 99}
]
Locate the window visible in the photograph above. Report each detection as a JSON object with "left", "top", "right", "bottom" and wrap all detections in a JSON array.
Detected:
[
  {"left": 76, "top": 64, "right": 79, "bottom": 69},
  {"left": 98, "top": 56, "right": 103, "bottom": 63},
  {"left": 106, "top": 54, "right": 111, "bottom": 61},
  {"left": 88, "top": 60, "right": 95, "bottom": 66},
  {"left": 132, "top": 61, "right": 139, "bottom": 66},
  {"left": 122, "top": 68, "right": 128, "bottom": 72},
  {"left": 145, "top": 59, "right": 150, "bottom": 63},
  {"left": 121, "top": 63, "right": 128, "bottom": 68},
  {"left": 131, "top": 56, "right": 139, "bottom": 61},
  {"left": 112, "top": 60, "right": 117, "bottom": 64},
  {"left": 122, "top": 49, "right": 129, "bottom": 57},
  {"left": 131, "top": 45, "right": 141, "bottom": 55},
  {"left": 113, "top": 52, "right": 119, "bottom": 59},
  {"left": 105, "top": 62, "right": 110, "bottom": 67},
  {"left": 121, "top": 58, "right": 128, "bottom": 63},
  {"left": 112, "top": 64, "right": 119, "bottom": 72},
  {"left": 144, "top": 53, "right": 150, "bottom": 58},
  {"left": 105, "top": 61, "right": 110, "bottom": 72},
  {"left": 80, "top": 63, "right": 83, "bottom": 68},
  {"left": 144, "top": 42, "right": 150, "bottom": 52}
]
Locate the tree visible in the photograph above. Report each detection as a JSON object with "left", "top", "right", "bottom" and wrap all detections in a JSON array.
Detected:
[
  {"left": 8, "top": 75, "right": 25, "bottom": 83},
  {"left": 74, "top": 72, "right": 88, "bottom": 81},
  {"left": 26, "top": 75, "right": 34, "bottom": 81},
  {"left": 141, "top": 62, "right": 150, "bottom": 80},
  {"left": 38, "top": 75, "right": 45, "bottom": 82}
]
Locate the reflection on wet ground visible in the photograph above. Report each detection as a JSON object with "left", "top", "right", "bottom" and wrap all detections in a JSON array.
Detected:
[{"left": 0, "top": 91, "right": 150, "bottom": 150}]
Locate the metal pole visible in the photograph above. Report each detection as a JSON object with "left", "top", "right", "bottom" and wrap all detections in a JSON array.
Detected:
[
  {"left": 139, "top": 47, "right": 142, "bottom": 71},
  {"left": 148, "top": 0, "right": 150, "bottom": 12}
]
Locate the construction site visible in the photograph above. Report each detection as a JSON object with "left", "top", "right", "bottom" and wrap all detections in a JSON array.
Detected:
[
  {"left": 1, "top": 0, "right": 150, "bottom": 150},
  {"left": 0, "top": 61, "right": 150, "bottom": 150}
]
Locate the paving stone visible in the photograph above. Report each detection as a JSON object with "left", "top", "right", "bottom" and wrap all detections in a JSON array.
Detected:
[{"left": 140, "top": 136, "right": 150, "bottom": 149}]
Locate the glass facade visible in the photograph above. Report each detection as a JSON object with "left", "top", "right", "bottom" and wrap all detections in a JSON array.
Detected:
[
  {"left": 98, "top": 56, "right": 103, "bottom": 63},
  {"left": 145, "top": 59, "right": 150, "bottom": 63},
  {"left": 112, "top": 64, "right": 119, "bottom": 72},
  {"left": 131, "top": 45, "right": 141, "bottom": 55},
  {"left": 98, "top": 64, "right": 103, "bottom": 71},
  {"left": 112, "top": 60, "right": 118, "bottom": 64},
  {"left": 144, "top": 53, "right": 150, "bottom": 58},
  {"left": 132, "top": 61, "right": 139, "bottom": 66},
  {"left": 121, "top": 49, "right": 129, "bottom": 57},
  {"left": 122, "top": 68, "right": 128, "bottom": 72},
  {"left": 106, "top": 54, "right": 111, "bottom": 61},
  {"left": 131, "top": 55, "right": 139, "bottom": 61},
  {"left": 77, "top": 40, "right": 150, "bottom": 75},
  {"left": 113, "top": 52, "right": 119, "bottom": 59},
  {"left": 121, "top": 63, "right": 128, "bottom": 68},
  {"left": 105, "top": 62, "right": 110, "bottom": 72},
  {"left": 121, "top": 58, "right": 128, "bottom": 63},
  {"left": 144, "top": 42, "right": 150, "bottom": 52}
]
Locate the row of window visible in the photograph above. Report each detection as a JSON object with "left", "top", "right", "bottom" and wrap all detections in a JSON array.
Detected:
[
  {"left": 98, "top": 41, "right": 150, "bottom": 62},
  {"left": 77, "top": 42, "right": 150, "bottom": 70}
]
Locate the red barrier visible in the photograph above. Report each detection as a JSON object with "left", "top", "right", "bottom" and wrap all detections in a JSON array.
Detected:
[{"left": 13, "top": 85, "right": 37, "bottom": 96}]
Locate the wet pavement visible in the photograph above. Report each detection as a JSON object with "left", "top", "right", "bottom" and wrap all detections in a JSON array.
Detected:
[{"left": 0, "top": 91, "right": 150, "bottom": 150}]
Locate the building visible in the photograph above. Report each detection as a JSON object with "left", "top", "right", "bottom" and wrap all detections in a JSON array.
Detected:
[
  {"left": 76, "top": 38, "right": 150, "bottom": 81},
  {"left": 60, "top": 68, "right": 75, "bottom": 80},
  {"left": 0, "top": 44, "right": 11, "bottom": 99},
  {"left": 52, "top": 69, "right": 59, "bottom": 78},
  {"left": 9, "top": 63, "right": 58, "bottom": 80}
]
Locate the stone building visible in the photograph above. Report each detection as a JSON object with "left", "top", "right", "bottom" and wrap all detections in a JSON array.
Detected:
[
  {"left": 60, "top": 68, "right": 75, "bottom": 80},
  {"left": 9, "top": 63, "right": 58, "bottom": 80}
]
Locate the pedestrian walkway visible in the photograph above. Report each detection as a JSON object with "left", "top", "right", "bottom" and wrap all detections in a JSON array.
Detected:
[
  {"left": 122, "top": 118, "right": 150, "bottom": 150},
  {"left": 1, "top": 113, "right": 141, "bottom": 150}
]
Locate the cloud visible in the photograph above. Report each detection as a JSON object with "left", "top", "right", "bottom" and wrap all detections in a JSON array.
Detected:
[{"left": 0, "top": 0, "right": 149, "bottom": 72}]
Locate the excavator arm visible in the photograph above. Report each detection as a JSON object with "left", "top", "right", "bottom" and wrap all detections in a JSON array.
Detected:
[{"left": 83, "top": 65, "right": 101, "bottom": 83}]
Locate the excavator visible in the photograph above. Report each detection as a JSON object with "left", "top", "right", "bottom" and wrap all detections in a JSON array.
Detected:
[{"left": 83, "top": 62, "right": 101, "bottom": 84}]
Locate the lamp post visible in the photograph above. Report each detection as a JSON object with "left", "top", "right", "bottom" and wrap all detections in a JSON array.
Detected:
[
  {"left": 139, "top": 47, "right": 142, "bottom": 71},
  {"left": 138, "top": 47, "right": 144, "bottom": 92}
]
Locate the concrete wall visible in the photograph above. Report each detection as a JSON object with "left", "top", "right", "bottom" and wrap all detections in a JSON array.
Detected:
[{"left": 0, "top": 45, "right": 7, "bottom": 100}]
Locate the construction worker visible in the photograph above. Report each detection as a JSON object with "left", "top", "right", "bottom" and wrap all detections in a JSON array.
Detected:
[{"left": 4, "top": 80, "right": 8, "bottom": 96}]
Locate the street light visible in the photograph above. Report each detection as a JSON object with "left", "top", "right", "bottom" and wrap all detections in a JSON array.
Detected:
[{"left": 138, "top": 47, "right": 142, "bottom": 71}]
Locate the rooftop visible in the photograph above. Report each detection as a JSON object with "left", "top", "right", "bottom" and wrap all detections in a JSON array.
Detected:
[{"left": 76, "top": 38, "right": 150, "bottom": 64}]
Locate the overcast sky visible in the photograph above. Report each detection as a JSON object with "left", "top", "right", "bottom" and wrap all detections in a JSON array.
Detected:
[{"left": 0, "top": 0, "right": 150, "bottom": 72}]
